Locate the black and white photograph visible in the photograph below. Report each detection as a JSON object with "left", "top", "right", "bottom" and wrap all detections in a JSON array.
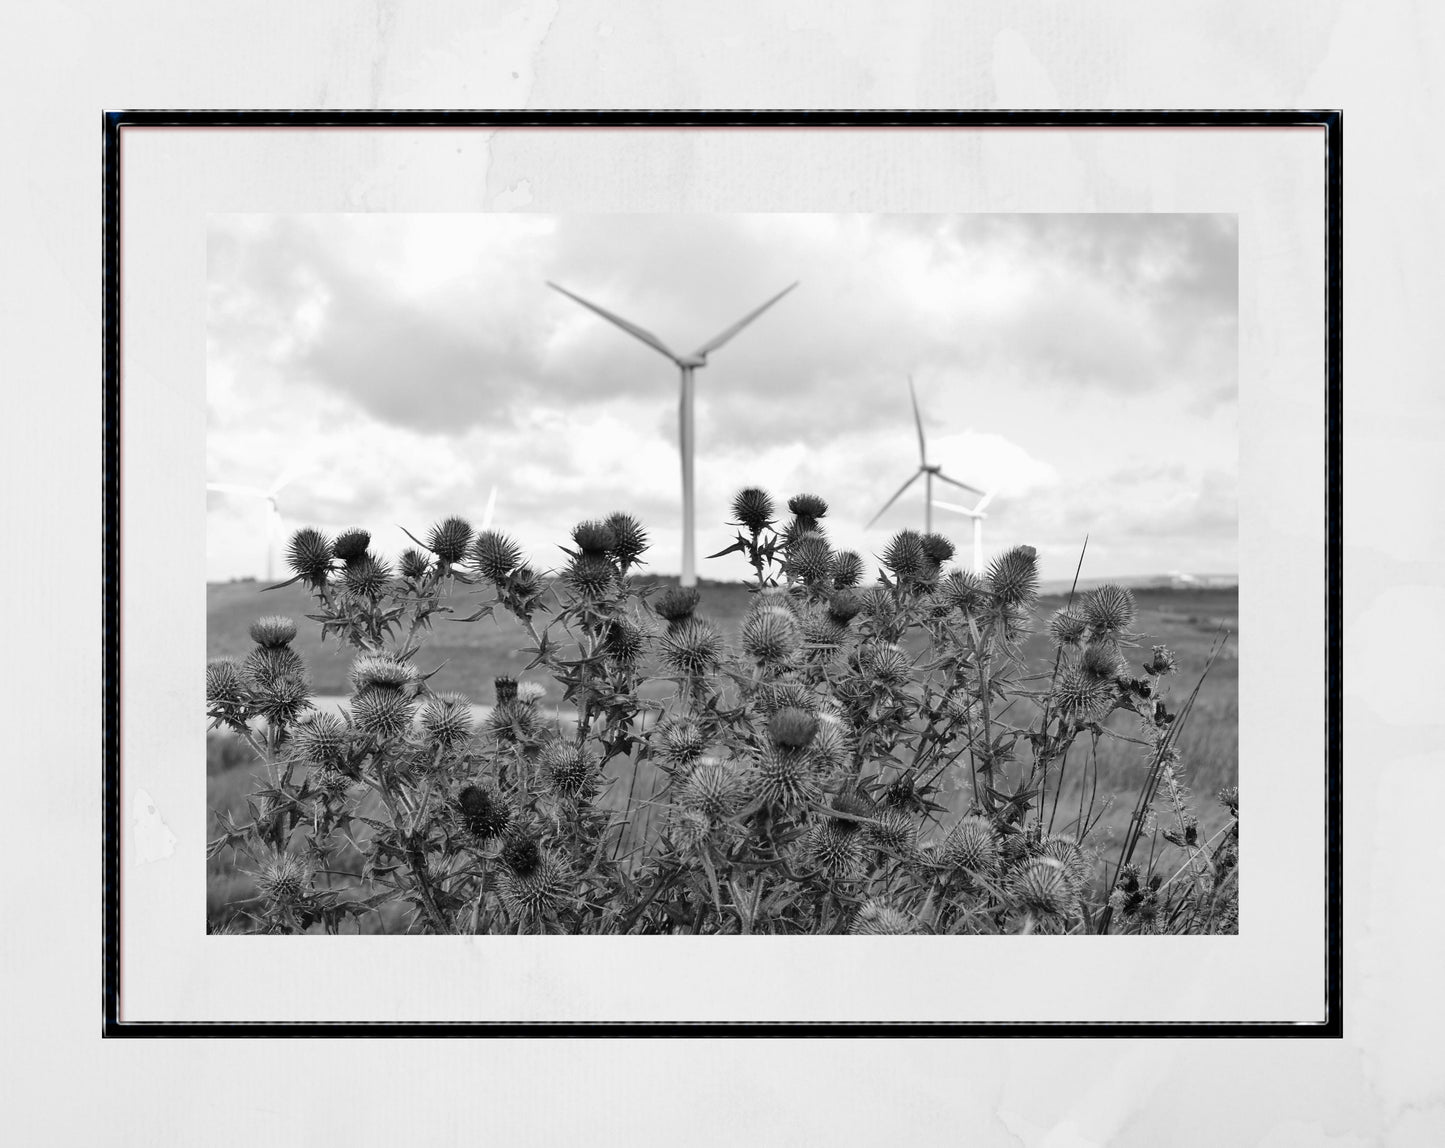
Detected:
[{"left": 204, "top": 211, "right": 1240, "bottom": 937}]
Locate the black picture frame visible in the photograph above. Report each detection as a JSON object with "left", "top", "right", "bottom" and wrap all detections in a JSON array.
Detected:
[{"left": 103, "top": 108, "right": 1342, "bottom": 1037}]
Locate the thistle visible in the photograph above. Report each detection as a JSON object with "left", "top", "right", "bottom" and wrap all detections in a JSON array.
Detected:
[
  {"left": 498, "top": 853, "right": 569, "bottom": 920},
  {"left": 940, "top": 815, "right": 1000, "bottom": 874},
  {"left": 680, "top": 758, "right": 746, "bottom": 821},
  {"left": 252, "top": 675, "right": 312, "bottom": 727},
  {"left": 749, "top": 743, "right": 821, "bottom": 810},
  {"left": 1145, "top": 645, "right": 1178, "bottom": 676},
  {"left": 494, "top": 676, "right": 518, "bottom": 704},
  {"left": 769, "top": 706, "right": 819, "bottom": 750},
  {"left": 515, "top": 680, "right": 547, "bottom": 706},
  {"left": 830, "top": 550, "right": 864, "bottom": 590},
  {"left": 850, "top": 900, "right": 915, "bottom": 935},
  {"left": 653, "top": 586, "right": 700, "bottom": 628},
  {"left": 731, "top": 487, "right": 775, "bottom": 532},
  {"left": 785, "top": 530, "right": 833, "bottom": 587},
  {"left": 801, "top": 818, "right": 862, "bottom": 878},
  {"left": 920, "top": 533, "right": 955, "bottom": 564},
  {"left": 1054, "top": 668, "right": 1114, "bottom": 724},
  {"left": 658, "top": 616, "right": 724, "bottom": 678},
  {"left": 350, "top": 689, "right": 415, "bottom": 739},
  {"left": 787, "top": 492, "right": 828, "bottom": 522},
  {"left": 541, "top": 741, "right": 598, "bottom": 800},
  {"left": 986, "top": 545, "right": 1039, "bottom": 607},
  {"left": 248, "top": 615, "right": 298, "bottom": 649},
  {"left": 1081, "top": 639, "right": 1126, "bottom": 682},
  {"left": 1039, "top": 835, "right": 1090, "bottom": 893},
  {"left": 206, "top": 658, "right": 248, "bottom": 707},
  {"left": 471, "top": 530, "right": 524, "bottom": 584},
  {"left": 332, "top": 529, "right": 371, "bottom": 564},
  {"left": 865, "top": 808, "right": 917, "bottom": 855},
  {"left": 565, "top": 553, "right": 616, "bottom": 599},
  {"left": 1083, "top": 583, "right": 1136, "bottom": 636},
  {"left": 243, "top": 645, "right": 306, "bottom": 691},
  {"left": 341, "top": 554, "right": 391, "bottom": 599},
  {"left": 296, "top": 711, "right": 348, "bottom": 765},
  {"left": 257, "top": 853, "right": 311, "bottom": 905},
  {"left": 604, "top": 512, "right": 649, "bottom": 570},
  {"left": 420, "top": 693, "right": 474, "bottom": 751},
  {"left": 285, "top": 527, "right": 333, "bottom": 587},
  {"left": 866, "top": 643, "right": 911, "bottom": 687},
  {"left": 349, "top": 655, "right": 420, "bottom": 695},
  {"left": 657, "top": 718, "right": 708, "bottom": 772},
  {"left": 809, "top": 712, "right": 851, "bottom": 770},
  {"left": 825, "top": 589, "right": 862, "bottom": 625},
  {"left": 571, "top": 519, "right": 617, "bottom": 557},
  {"left": 741, "top": 606, "right": 801, "bottom": 665},
  {"left": 603, "top": 615, "right": 649, "bottom": 668},
  {"left": 399, "top": 548, "right": 431, "bottom": 581},
  {"left": 1010, "top": 859, "right": 1076, "bottom": 920},
  {"left": 881, "top": 529, "right": 926, "bottom": 580},
  {"left": 425, "top": 516, "right": 473, "bottom": 565},
  {"left": 1048, "top": 608, "right": 1088, "bottom": 648}
]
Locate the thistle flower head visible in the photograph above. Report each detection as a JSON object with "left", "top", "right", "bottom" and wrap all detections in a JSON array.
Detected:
[
  {"left": 1040, "top": 835, "right": 1090, "bottom": 893},
  {"left": 456, "top": 784, "right": 510, "bottom": 840},
  {"left": 1054, "top": 667, "right": 1114, "bottom": 724},
  {"left": 508, "top": 565, "right": 542, "bottom": 599},
  {"left": 285, "top": 527, "right": 333, "bottom": 586},
  {"left": 485, "top": 699, "right": 538, "bottom": 744},
  {"left": 1083, "top": 583, "right": 1136, "bottom": 636},
  {"left": 1081, "top": 639, "right": 1126, "bottom": 682},
  {"left": 882, "top": 771, "right": 919, "bottom": 811},
  {"left": 826, "top": 589, "right": 863, "bottom": 625},
  {"left": 399, "top": 548, "right": 431, "bottom": 581},
  {"left": 801, "top": 819, "right": 862, "bottom": 877},
  {"left": 493, "top": 676, "right": 518, "bottom": 704},
  {"left": 731, "top": 487, "right": 775, "bottom": 532},
  {"left": 788, "top": 493, "right": 828, "bottom": 521},
  {"left": 242, "top": 645, "right": 305, "bottom": 691},
  {"left": 829, "top": 787, "right": 875, "bottom": 830},
  {"left": 296, "top": 711, "right": 347, "bottom": 765},
  {"left": 986, "top": 545, "right": 1039, "bottom": 607},
  {"left": 653, "top": 586, "right": 700, "bottom": 627},
  {"left": 500, "top": 834, "right": 541, "bottom": 877},
  {"left": 830, "top": 550, "right": 865, "bottom": 590},
  {"left": 1146, "top": 645, "right": 1178, "bottom": 676},
  {"left": 865, "top": 808, "right": 917, "bottom": 855},
  {"left": 866, "top": 642, "right": 911, "bottom": 687},
  {"left": 571, "top": 519, "right": 617, "bottom": 556},
  {"left": 658, "top": 616, "right": 724, "bottom": 677},
  {"left": 604, "top": 512, "right": 649, "bottom": 568},
  {"left": 350, "top": 655, "right": 420, "bottom": 695},
  {"left": 785, "top": 531, "right": 833, "bottom": 586},
  {"left": 471, "top": 530, "right": 523, "bottom": 584},
  {"left": 257, "top": 853, "right": 310, "bottom": 905},
  {"left": 849, "top": 899, "right": 915, "bottom": 935},
  {"left": 940, "top": 815, "right": 1001, "bottom": 874},
  {"left": 565, "top": 553, "right": 616, "bottom": 599},
  {"left": 769, "top": 706, "right": 819, "bottom": 751},
  {"left": 541, "top": 741, "right": 598, "bottom": 800},
  {"left": 341, "top": 554, "right": 391, "bottom": 599},
  {"left": 603, "top": 615, "right": 649, "bottom": 668},
  {"left": 741, "top": 606, "right": 801, "bottom": 665},
  {"left": 809, "top": 712, "right": 851, "bottom": 770},
  {"left": 206, "top": 658, "right": 248, "bottom": 707},
  {"left": 749, "top": 743, "right": 821, "bottom": 810},
  {"left": 311, "top": 767, "right": 351, "bottom": 801},
  {"left": 350, "top": 689, "right": 415, "bottom": 739},
  {"left": 882, "top": 529, "right": 926, "bottom": 579},
  {"left": 252, "top": 674, "right": 312, "bottom": 726},
  {"left": 1048, "top": 608, "right": 1089, "bottom": 647},
  {"left": 498, "top": 853, "right": 569, "bottom": 919},
  {"left": 921, "top": 533, "right": 956, "bottom": 564},
  {"left": 680, "top": 758, "right": 746, "bottom": 821},
  {"left": 1010, "top": 858, "right": 1076, "bottom": 919},
  {"left": 515, "top": 680, "right": 546, "bottom": 706},
  {"left": 420, "top": 693, "right": 474, "bottom": 751},
  {"left": 248, "top": 614, "right": 298, "bottom": 649},
  {"left": 859, "top": 586, "right": 895, "bottom": 620},
  {"left": 332, "top": 529, "right": 371, "bottom": 564}
]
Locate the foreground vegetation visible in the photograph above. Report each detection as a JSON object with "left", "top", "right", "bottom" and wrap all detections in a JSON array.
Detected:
[{"left": 207, "top": 491, "right": 1238, "bottom": 935}]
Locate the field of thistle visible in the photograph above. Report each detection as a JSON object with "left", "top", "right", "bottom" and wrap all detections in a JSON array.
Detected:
[{"left": 206, "top": 490, "right": 1238, "bottom": 935}]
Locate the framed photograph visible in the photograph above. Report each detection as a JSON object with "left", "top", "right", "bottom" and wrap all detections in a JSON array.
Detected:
[{"left": 104, "top": 110, "right": 1340, "bottom": 1034}]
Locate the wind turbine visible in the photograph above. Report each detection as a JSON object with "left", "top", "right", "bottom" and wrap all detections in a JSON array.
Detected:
[
  {"left": 480, "top": 484, "right": 497, "bottom": 531},
  {"left": 932, "top": 492, "right": 996, "bottom": 575},
  {"left": 207, "top": 466, "right": 303, "bottom": 581},
  {"left": 866, "top": 377, "right": 984, "bottom": 535},
  {"left": 547, "top": 279, "right": 798, "bottom": 587}
]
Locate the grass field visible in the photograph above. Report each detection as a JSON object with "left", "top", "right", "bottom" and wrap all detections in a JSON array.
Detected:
[{"left": 208, "top": 577, "right": 1237, "bottom": 931}]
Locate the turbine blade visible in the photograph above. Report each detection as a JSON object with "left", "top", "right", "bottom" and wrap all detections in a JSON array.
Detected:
[
  {"left": 866, "top": 470, "right": 922, "bottom": 529},
  {"left": 973, "top": 490, "right": 996, "bottom": 514},
  {"left": 481, "top": 485, "right": 497, "bottom": 531},
  {"left": 207, "top": 483, "right": 267, "bottom": 499},
  {"left": 931, "top": 498, "right": 977, "bottom": 517},
  {"left": 936, "top": 471, "right": 987, "bottom": 498},
  {"left": 547, "top": 281, "right": 680, "bottom": 363},
  {"left": 267, "top": 462, "right": 309, "bottom": 498},
  {"left": 691, "top": 282, "right": 798, "bottom": 358},
  {"left": 908, "top": 376, "right": 926, "bottom": 464}
]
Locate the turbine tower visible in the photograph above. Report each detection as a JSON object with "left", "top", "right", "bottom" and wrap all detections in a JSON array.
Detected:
[
  {"left": 207, "top": 467, "right": 303, "bottom": 581},
  {"left": 548, "top": 279, "right": 798, "bottom": 587},
  {"left": 933, "top": 492, "right": 996, "bottom": 575},
  {"left": 867, "top": 377, "right": 984, "bottom": 534}
]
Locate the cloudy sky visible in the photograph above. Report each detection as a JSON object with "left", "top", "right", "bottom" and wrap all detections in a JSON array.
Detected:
[{"left": 206, "top": 213, "right": 1237, "bottom": 584}]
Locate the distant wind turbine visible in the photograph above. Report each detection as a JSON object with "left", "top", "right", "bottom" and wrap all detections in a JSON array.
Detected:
[
  {"left": 933, "top": 491, "right": 996, "bottom": 575},
  {"left": 548, "top": 279, "right": 799, "bottom": 587},
  {"left": 207, "top": 466, "right": 305, "bottom": 581},
  {"left": 867, "top": 377, "right": 984, "bottom": 535}
]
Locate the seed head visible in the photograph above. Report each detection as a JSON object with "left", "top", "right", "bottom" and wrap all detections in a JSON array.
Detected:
[
  {"left": 1083, "top": 583, "right": 1136, "bottom": 636},
  {"left": 571, "top": 519, "right": 617, "bottom": 556},
  {"left": 604, "top": 512, "right": 649, "bottom": 568},
  {"left": 399, "top": 548, "right": 431, "bottom": 581},
  {"left": 541, "top": 741, "right": 598, "bottom": 799},
  {"left": 653, "top": 585, "right": 700, "bottom": 627},
  {"left": 921, "top": 533, "right": 955, "bottom": 564},
  {"left": 882, "top": 530, "right": 926, "bottom": 579},
  {"left": 471, "top": 530, "right": 523, "bottom": 584},
  {"left": 285, "top": 527, "right": 333, "bottom": 586},
  {"left": 515, "top": 680, "right": 546, "bottom": 706},
  {"left": 986, "top": 545, "right": 1039, "bottom": 607},
  {"left": 830, "top": 550, "right": 865, "bottom": 590},
  {"left": 850, "top": 899, "right": 915, "bottom": 935},
  {"left": 332, "top": 529, "right": 371, "bottom": 564},
  {"left": 420, "top": 693, "right": 474, "bottom": 751},
  {"left": 296, "top": 711, "right": 347, "bottom": 765},
  {"left": 457, "top": 784, "right": 510, "bottom": 840},
  {"left": 1010, "top": 859, "right": 1075, "bottom": 919},
  {"left": 741, "top": 606, "right": 801, "bottom": 665},
  {"left": 206, "top": 658, "right": 248, "bottom": 707},
  {"left": 565, "top": 553, "right": 616, "bottom": 599},
  {"left": 731, "top": 487, "right": 775, "bottom": 532},
  {"left": 350, "top": 689, "right": 415, "bottom": 739},
  {"left": 342, "top": 554, "right": 391, "bottom": 599},
  {"left": 658, "top": 616, "right": 724, "bottom": 677},
  {"left": 941, "top": 816, "right": 1001, "bottom": 874},
  {"left": 248, "top": 615, "right": 298, "bottom": 649},
  {"left": 257, "top": 853, "right": 310, "bottom": 905},
  {"left": 769, "top": 706, "right": 819, "bottom": 750},
  {"left": 1048, "top": 608, "right": 1089, "bottom": 647}
]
